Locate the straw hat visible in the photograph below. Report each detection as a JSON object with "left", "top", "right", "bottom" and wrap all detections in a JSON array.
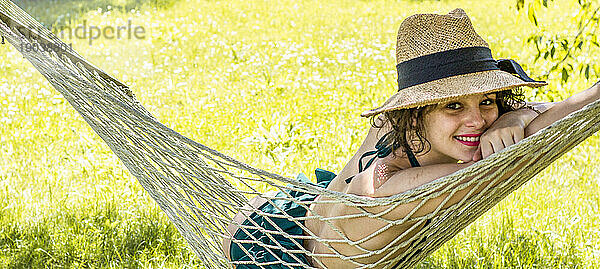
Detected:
[{"left": 361, "top": 8, "right": 547, "bottom": 117}]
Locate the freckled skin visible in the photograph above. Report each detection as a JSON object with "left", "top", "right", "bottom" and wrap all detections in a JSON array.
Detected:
[{"left": 303, "top": 94, "right": 500, "bottom": 268}]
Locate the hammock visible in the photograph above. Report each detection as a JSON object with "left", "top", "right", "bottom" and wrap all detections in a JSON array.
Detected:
[{"left": 1, "top": 1, "right": 599, "bottom": 268}]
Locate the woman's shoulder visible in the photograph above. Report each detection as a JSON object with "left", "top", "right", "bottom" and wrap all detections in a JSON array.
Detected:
[
  {"left": 370, "top": 161, "right": 474, "bottom": 197},
  {"left": 344, "top": 158, "right": 407, "bottom": 197}
]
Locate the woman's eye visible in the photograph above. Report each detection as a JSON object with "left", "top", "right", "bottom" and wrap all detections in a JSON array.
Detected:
[
  {"left": 446, "top": 103, "right": 462, "bottom": 110},
  {"left": 481, "top": 99, "right": 495, "bottom": 106}
]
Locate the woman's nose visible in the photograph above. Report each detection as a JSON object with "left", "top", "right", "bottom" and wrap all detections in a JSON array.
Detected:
[{"left": 464, "top": 108, "right": 486, "bottom": 129}]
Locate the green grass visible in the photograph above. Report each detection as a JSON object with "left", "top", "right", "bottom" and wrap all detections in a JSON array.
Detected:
[
  {"left": 12, "top": 0, "right": 177, "bottom": 26},
  {"left": 1, "top": 0, "right": 599, "bottom": 268}
]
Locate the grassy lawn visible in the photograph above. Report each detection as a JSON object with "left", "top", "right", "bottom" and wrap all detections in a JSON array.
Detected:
[{"left": 0, "top": 0, "right": 599, "bottom": 268}]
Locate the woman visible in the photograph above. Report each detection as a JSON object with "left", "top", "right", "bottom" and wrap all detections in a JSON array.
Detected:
[{"left": 224, "top": 8, "right": 600, "bottom": 268}]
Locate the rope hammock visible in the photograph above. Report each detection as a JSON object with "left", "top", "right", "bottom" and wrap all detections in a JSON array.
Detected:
[{"left": 1, "top": 1, "right": 599, "bottom": 268}]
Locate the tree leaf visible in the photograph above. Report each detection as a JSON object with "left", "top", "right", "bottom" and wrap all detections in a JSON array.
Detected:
[
  {"left": 585, "top": 64, "right": 590, "bottom": 79},
  {"left": 561, "top": 67, "right": 569, "bottom": 83},
  {"left": 516, "top": 0, "right": 525, "bottom": 10},
  {"left": 561, "top": 39, "right": 569, "bottom": 50},
  {"left": 592, "top": 35, "right": 599, "bottom": 47},
  {"left": 528, "top": 4, "right": 538, "bottom": 26}
]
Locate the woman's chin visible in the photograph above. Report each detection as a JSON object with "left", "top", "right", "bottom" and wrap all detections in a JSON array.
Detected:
[
  {"left": 457, "top": 151, "right": 477, "bottom": 163},
  {"left": 456, "top": 157, "right": 471, "bottom": 163}
]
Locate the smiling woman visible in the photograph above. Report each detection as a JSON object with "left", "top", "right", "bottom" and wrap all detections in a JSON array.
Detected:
[
  {"left": 419, "top": 94, "right": 502, "bottom": 163},
  {"left": 223, "top": 9, "right": 598, "bottom": 268},
  {"left": 373, "top": 89, "right": 529, "bottom": 165}
]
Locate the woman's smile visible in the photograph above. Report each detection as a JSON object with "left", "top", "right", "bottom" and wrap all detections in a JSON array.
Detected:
[
  {"left": 454, "top": 134, "right": 482, "bottom": 147},
  {"left": 421, "top": 94, "right": 499, "bottom": 163}
]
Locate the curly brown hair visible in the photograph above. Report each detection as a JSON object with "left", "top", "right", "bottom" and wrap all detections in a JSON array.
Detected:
[{"left": 370, "top": 88, "right": 527, "bottom": 158}]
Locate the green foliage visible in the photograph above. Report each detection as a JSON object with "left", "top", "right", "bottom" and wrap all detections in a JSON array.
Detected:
[{"left": 519, "top": 0, "right": 600, "bottom": 93}]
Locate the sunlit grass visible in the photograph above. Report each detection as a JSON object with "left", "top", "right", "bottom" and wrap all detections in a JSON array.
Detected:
[{"left": 1, "top": 0, "right": 599, "bottom": 267}]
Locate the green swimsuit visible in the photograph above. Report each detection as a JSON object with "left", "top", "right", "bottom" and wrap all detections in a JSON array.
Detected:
[
  {"left": 230, "top": 133, "right": 422, "bottom": 268},
  {"left": 229, "top": 168, "right": 336, "bottom": 269}
]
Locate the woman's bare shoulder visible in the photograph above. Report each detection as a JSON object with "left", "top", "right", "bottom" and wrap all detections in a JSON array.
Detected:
[{"left": 370, "top": 161, "right": 474, "bottom": 197}]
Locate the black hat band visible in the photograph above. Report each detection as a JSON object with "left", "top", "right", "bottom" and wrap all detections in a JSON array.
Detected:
[{"left": 396, "top": 46, "right": 545, "bottom": 91}]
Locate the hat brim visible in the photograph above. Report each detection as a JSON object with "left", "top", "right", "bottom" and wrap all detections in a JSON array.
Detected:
[{"left": 360, "top": 70, "right": 547, "bottom": 117}]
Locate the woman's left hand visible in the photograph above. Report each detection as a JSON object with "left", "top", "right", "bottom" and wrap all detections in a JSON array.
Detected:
[{"left": 472, "top": 109, "right": 538, "bottom": 161}]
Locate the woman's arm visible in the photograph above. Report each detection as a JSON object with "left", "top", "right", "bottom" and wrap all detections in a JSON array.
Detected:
[
  {"left": 527, "top": 102, "right": 555, "bottom": 115},
  {"left": 368, "top": 81, "right": 600, "bottom": 217},
  {"left": 336, "top": 115, "right": 390, "bottom": 182},
  {"left": 329, "top": 84, "right": 600, "bottom": 251},
  {"left": 473, "top": 101, "right": 555, "bottom": 161},
  {"left": 526, "top": 81, "right": 600, "bottom": 136}
]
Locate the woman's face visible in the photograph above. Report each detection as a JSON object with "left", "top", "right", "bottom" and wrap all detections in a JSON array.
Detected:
[{"left": 422, "top": 93, "right": 499, "bottom": 163}]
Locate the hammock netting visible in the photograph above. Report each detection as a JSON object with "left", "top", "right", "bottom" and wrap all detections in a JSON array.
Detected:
[{"left": 1, "top": 1, "right": 599, "bottom": 268}]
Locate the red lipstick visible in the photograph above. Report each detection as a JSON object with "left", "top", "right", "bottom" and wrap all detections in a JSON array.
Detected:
[{"left": 454, "top": 134, "right": 482, "bottom": 147}]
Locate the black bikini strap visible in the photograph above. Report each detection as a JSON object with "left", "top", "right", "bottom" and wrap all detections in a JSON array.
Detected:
[
  {"left": 358, "top": 132, "right": 394, "bottom": 172},
  {"left": 346, "top": 133, "right": 391, "bottom": 183},
  {"left": 346, "top": 132, "right": 421, "bottom": 184},
  {"left": 405, "top": 146, "right": 420, "bottom": 167},
  {"left": 358, "top": 149, "right": 378, "bottom": 173}
]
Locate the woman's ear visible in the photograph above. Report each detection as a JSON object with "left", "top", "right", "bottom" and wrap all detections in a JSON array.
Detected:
[
  {"left": 411, "top": 117, "right": 417, "bottom": 128},
  {"left": 410, "top": 112, "right": 419, "bottom": 128}
]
